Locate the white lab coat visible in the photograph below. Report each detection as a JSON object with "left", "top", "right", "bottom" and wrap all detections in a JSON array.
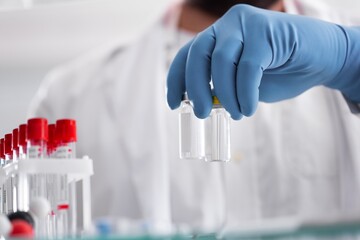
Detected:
[{"left": 28, "top": 0, "right": 360, "bottom": 231}]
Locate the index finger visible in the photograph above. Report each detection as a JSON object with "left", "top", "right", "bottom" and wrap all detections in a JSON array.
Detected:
[{"left": 186, "top": 29, "right": 215, "bottom": 119}]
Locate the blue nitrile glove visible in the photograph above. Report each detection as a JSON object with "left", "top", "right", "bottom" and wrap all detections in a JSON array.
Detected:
[{"left": 167, "top": 4, "right": 360, "bottom": 120}]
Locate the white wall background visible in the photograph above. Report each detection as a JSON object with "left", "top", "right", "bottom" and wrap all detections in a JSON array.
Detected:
[
  {"left": 0, "top": 0, "right": 173, "bottom": 136},
  {"left": 0, "top": 0, "right": 359, "bottom": 136}
]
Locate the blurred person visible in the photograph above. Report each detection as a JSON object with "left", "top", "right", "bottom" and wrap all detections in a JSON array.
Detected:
[
  {"left": 167, "top": 5, "right": 360, "bottom": 119},
  {"left": 28, "top": 0, "right": 360, "bottom": 231}
]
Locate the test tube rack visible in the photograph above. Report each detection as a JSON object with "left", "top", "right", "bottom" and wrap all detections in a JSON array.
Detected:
[{"left": 0, "top": 156, "right": 93, "bottom": 231}]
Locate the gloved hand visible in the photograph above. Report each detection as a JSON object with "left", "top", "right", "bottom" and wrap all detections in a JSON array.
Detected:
[{"left": 167, "top": 4, "right": 360, "bottom": 119}]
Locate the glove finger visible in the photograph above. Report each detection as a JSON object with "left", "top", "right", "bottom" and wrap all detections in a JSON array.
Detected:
[
  {"left": 186, "top": 29, "right": 215, "bottom": 119},
  {"left": 212, "top": 37, "right": 243, "bottom": 120},
  {"left": 236, "top": 35, "right": 272, "bottom": 116},
  {"left": 167, "top": 40, "right": 193, "bottom": 110}
]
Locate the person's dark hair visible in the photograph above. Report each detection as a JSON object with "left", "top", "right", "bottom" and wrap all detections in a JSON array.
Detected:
[{"left": 186, "top": 0, "right": 280, "bottom": 17}]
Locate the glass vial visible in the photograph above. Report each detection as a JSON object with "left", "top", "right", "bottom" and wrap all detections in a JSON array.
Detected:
[
  {"left": 205, "top": 96, "right": 231, "bottom": 162},
  {"left": 56, "top": 119, "right": 77, "bottom": 238},
  {"left": 179, "top": 94, "right": 205, "bottom": 159}
]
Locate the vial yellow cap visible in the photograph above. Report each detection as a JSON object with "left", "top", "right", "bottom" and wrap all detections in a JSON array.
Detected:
[{"left": 213, "top": 96, "right": 220, "bottom": 105}]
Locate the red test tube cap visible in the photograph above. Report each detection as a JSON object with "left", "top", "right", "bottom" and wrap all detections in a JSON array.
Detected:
[
  {"left": 56, "top": 119, "right": 77, "bottom": 143},
  {"left": 27, "top": 118, "right": 48, "bottom": 142},
  {"left": 12, "top": 128, "right": 19, "bottom": 151},
  {"left": 4, "top": 133, "right": 12, "bottom": 155},
  {"left": 10, "top": 219, "right": 34, "bottom": 238},
  {"left": 19, "top": 124, "right": 27, "bottom": 147},
  {"left": 0, "top": 138, "right": 4, "bottom": 159}
]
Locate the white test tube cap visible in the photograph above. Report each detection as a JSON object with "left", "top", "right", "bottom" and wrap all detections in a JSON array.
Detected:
[
  {"left": 0, "top": 214, "right": 12, "bottom": 236},
  {"left": 29, "top": 197, "right": 51, "bottom": 219}
]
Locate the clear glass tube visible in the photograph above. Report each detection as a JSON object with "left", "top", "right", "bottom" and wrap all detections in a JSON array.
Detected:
[
  {"left": 56, "top": 141, "right": 76, "bottom": 238},
  {"left": 17, "top": 144, "right": 29, "bottom": 212},
  {"left": 19, "top": 145, "right": 27, "bottom": 159},
  {"left": 27, "top": 139, "right": 48, "bottom": 198},
  {"left": 11, "top": 129, "right": 19, "bottom": 213},
  {"left": 57, "top": 203, "right": 69, "bottom": 237},
  {"left": 0, "top": 139, "right": 4, "bottom": 214},
  {"left": 27, "top": 139, "right": 48, "bottom": 237},
  {"left": 46, "top": 123, "right": 57, "bottom": 238},
  {"left": 205, "top": 97, "right": 231, "bottom": 162},
  {"left": 3, "top": 155, "right": 10, "bottom": 214},
  {"left": 0, "top": 157, "right": 3, "bottom": 214},
  {"left": 4, "top": 154, "right": 14, "bottom": 214},
  {"left": 179, "top": 98, "right": 205, "bottom": 159},
  {"left": 12, "top": 149, "right": 18, "bottom": 161},
  {"left": 7, "top": 155, "right": 17, "bottom": 214},
  {"left": 2, "top": 180, "right": 7, "bottom": 215}
]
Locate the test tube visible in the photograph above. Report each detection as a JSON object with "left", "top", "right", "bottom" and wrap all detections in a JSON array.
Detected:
[
  {"left": 27, "top": 118, "right": 49, "bottom": 237},
  {"left": 47, "top": 123, "right": 57, "bottom": 238},
  {"left": 11, "top": 129, "right": 19, "bottom": 213},
  {"left": 27, "top": 118, "right": 48, "bottom": 198},
  {"left": 17, "top": 124, "right": 29, "bottom": 212},
  {"left": 4, "top": 134, "right": 13, "bottom": 163},
  {"left": 27, "top": 118, "right": 48, "bottom": 159},
  {"left": 56, "top": 119, "right": 77, "bottom": 237},
  {"left": 18, "top": 124, "right": 27, "bottom": 159},
  {"left": 12, "top": 129, "right": 19, "bottom": 161},
  {"left": 0, "top": 139, "right": 4, "bottom": 214},
  {"left": 179, "top": 94, "right": 205, "bottom": 159},
  {"left": 205, "top": 96, "right": 231, "bottom": 162},
  {"left": 4, "top": 134, "right": 14, "bottom": 214}
]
